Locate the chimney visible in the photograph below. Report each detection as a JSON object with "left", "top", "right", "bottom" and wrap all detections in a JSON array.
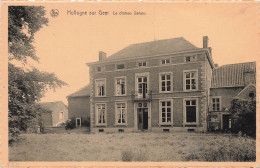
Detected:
[
  {"left": 99, "top": 51, "right": 107, "bottom": 61},
  {"left": 203, "top": 36, "right": 208, "bottom": 48}
]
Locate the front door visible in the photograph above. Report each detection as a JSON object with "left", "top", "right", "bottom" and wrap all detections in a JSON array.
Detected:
[{"left": 137, "top": 102, "right": 148, "bottom": 130}]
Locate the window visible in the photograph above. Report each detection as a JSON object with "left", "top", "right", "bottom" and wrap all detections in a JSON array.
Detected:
[
  {"left": 96, "top": 66, "right": 104, "bottom": 72},
  {"left": 161, "top": 58, "right": 170, "bottom": 65},
  {"left": 96, "top": 104, "right": 106, "bottom": 125},
  {"left": 95, "top": 79, "right": 106, "bottom": 96},
  {"left": 116, "top": 64, "right": 125, "bottom": 69},
  {"left": 59, "top": 112, "right": 64, "bottom": 121},
  {"left": 159, "top": 100, "right": 173, "bottom": 125},
  {"left": 115, "top": 102, "right": 127, "bottom": 124},
  {"left": 184, "top": 70, "right": 198, "bottom": 91},
  {"left": 184, "top": 99, "right": 197, "bottom": 123},
  {"left": 185, "top": 55, "right": 196, "bottom": 62},
  {"left": 249, "top": 92, "right": 254, "bottom": 98},
  {"left": 212, "top": 97, "right": 221, "bottom": 111},
  {"left": 138, "top": 61, "right": 147, "bottom": 67},
  {"left": 115, "top": 77, "right": 126, "bottom": 95},
  {"left": 160, "top": 73, "right": 172, "bottom": 92}
]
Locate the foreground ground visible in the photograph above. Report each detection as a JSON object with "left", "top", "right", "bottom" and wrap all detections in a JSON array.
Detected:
[{"left": 9, "top": 129, "right": 256, "bottom": 161}]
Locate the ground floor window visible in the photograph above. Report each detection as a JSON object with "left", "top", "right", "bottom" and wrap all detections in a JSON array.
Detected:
[
  {"left": 159, "top": 100, "right": 173, "bottom": 125},
  {"left": 115, "top": 102, "right": 127, "bottom": 124},
  {"left": 185, "top": 99, "right": 197, "bottom": 123},
  {"left": 96, "top": 103, "right": 106, "bottom": 125}
]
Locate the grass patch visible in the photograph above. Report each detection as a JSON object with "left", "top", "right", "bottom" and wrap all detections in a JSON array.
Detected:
[{"left": 9, "top": 133, "right": 255, "bottom": 161}]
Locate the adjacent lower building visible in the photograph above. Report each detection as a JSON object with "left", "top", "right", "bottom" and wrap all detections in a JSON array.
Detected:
[
  {"left": 67, "top": 85, "right": 90, "bottom": 127},
  {"left": 208, "top": 62, "right": 256, "bottom": 131},
  {"left": 40, "top": 101, "right": 68, "bottom": 127}
]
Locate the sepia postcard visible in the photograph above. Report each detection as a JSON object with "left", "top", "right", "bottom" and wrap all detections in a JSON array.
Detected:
[{"left": 0, "top": 1, "right": 259, "bottom": 167}]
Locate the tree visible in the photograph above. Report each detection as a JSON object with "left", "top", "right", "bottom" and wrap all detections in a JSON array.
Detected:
[
  {"left": 230, "top": 99, "right": 256, "bottom": 138},
  {"left": 8, "top": 6, "right": 66, "bottom": 142}
]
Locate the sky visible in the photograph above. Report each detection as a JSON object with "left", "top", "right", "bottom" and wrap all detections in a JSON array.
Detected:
[{"left": 30, "top": 3, "right": 258, "bottom": 105}]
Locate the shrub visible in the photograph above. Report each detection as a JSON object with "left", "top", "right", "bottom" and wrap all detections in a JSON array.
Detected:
[
  {"left": 82, "top": 117, "right": 90, "bottom": 127},
  {"left": 185, "top": 136, "right": 256, "bottom": 161},
  {"left": 121, "top": 149, "right": 134, "bottom": 161},
  {"left": 230, "top": 99, "right": 256, "bottom": 138},
  {"left": 65, "top": 117, "right": 76, "bottom": 130}
]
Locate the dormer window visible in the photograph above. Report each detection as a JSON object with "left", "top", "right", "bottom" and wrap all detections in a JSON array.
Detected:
[
  {"left": 161, "top": 58, "right": 170, "bottom": 65},
  {"left": 185, "top": 55, "right": 196, "bottom": 62},
  {"left": 116, "top": 64, "right": 125, "bottom": 69}
]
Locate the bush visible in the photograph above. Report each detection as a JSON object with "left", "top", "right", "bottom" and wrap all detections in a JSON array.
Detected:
[
  {"left": 82, "top": 117, "right": 90, "bottom": 127},
  {"left": 121, "top": 150, "right": 134, "bottom": 161},
  {"left": 230, "top": 99, "right": 256, "bottom": 138},
  {"left": 65, "top": 118, "right": 76, "bottom": 130},
  {"left": 185, "top": 136, "right": 256, "bottom": 161}
]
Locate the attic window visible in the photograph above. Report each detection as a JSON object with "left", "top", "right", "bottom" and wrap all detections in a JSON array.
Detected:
[
  {"left": 116, "top": 64, "right": 125, "bottom": 69},
  {"left": 138, "top": 61, "right": 147, "bottom": 67},
  {"left": 96, "top": 67, "right": 103, "bottom": 72},
  {"left": 185, "top": 56, "right": 196, "bottom": 62},
  {"left": 161, "top": 58, "right": 170, "bottom": 65},
  {"left": 249, "top": 92, "right": 254, "bottom": 98}
]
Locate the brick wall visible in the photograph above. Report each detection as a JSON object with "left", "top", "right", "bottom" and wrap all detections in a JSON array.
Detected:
[
  {"left": 89, "top": 50, "right": 211, "bottom": 131},
  {"left": 68, "top": 96, "right": 90, "bottom": 122}
]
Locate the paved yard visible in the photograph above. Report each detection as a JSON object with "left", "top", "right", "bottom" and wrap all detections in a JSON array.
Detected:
[{"left": 9, "top": 132, "right": 255, "bottom": 161}]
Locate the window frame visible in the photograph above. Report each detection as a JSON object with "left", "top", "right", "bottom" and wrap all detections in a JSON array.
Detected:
[
  {"left": 95, "top": 103, "right": 107, "bottom": 126},
  {"left": 76, "top": 117, "right": 81, "bottom": 127},
  {"left": 115, "top": 102, "right": 127, "bottom": 125},
  {"left": 95, "top": 78, "right": 106, "bottom": 97},
  {"left": 159, "top": 99, "right": 174, "bottom": 125},
  {"left": 160, "top": 58, "right": 171, "bottom": 65},
  {"left": 184, "top": 55, "right": 197, "bottom": 62},
  {"left": 183, "top": 98, "right": 199, "bottom": 125},
  {"left": 116, "top": 64, "right": 125, "bottom": 70},
  {"left": 95, "top": 66, "right": 104, "bottom": 72},
  {"left": 211, "top": 96, "right": 221, "bottom": 111},
  {"left": 183, "top": 69, "right": 198, "bottom": 91},
  {"left": 135, "top": 72, "right": 150, "bottom": 98},
  {"left": 59, "top": 111, "right": 64, "bottom": 121},
  {"left": 114, "top": 76, "right": 127, "bottom": 96},
  {"left": 159, "top": 72, "right": 173, "bottom": 93},
  {"left": 137, "top": 61, "right": 147, "bottom": 67}
]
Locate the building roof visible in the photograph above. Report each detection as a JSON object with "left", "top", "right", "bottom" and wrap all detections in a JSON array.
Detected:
[
  {"left": 40, "top": 101, "right": 67, "bottom": 112},
  {"left": 67, "top": 85, "right": 90, "bottom": 98},
  {"left": 211, "top": 62, "right": 256, "bottom": 88},
  {"left": 103, "top": 37, "right": 199, "bottom": 61}
]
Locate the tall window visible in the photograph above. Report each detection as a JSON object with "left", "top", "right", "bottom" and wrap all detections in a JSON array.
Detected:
[
  {"left": 95, "top": 79, "right": 106, "bottom": 96},
  {"left": 212, "top": 97, "right": 221, "bottom": 111},
  {"left": 160, "top": 100, "right": 173, "bottom": 124},
  {"left": 185, "top": 99, "right": 197, "bottom": 123},
  {"left": 96, "top": 104, "right": 106, "bottom": 125},
  {"left": 116, "top": 102, "right": 127, "bottom": 124},
  {"left": 184, "top": 70, "right": 197, "bottom": 91},
  {"left": 161, "top": 58, "right": 170, "bottom": 65},
  {"left": 160, "top": 73, "right": 172, "bottom": 92},
  {"left": 115, "top": 77, "right": 126, "bottom": 95}
]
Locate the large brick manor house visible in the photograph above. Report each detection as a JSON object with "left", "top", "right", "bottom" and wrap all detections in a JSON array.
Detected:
[{"left": 68, "top": 36, "right": 256, "bottom": 133}]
